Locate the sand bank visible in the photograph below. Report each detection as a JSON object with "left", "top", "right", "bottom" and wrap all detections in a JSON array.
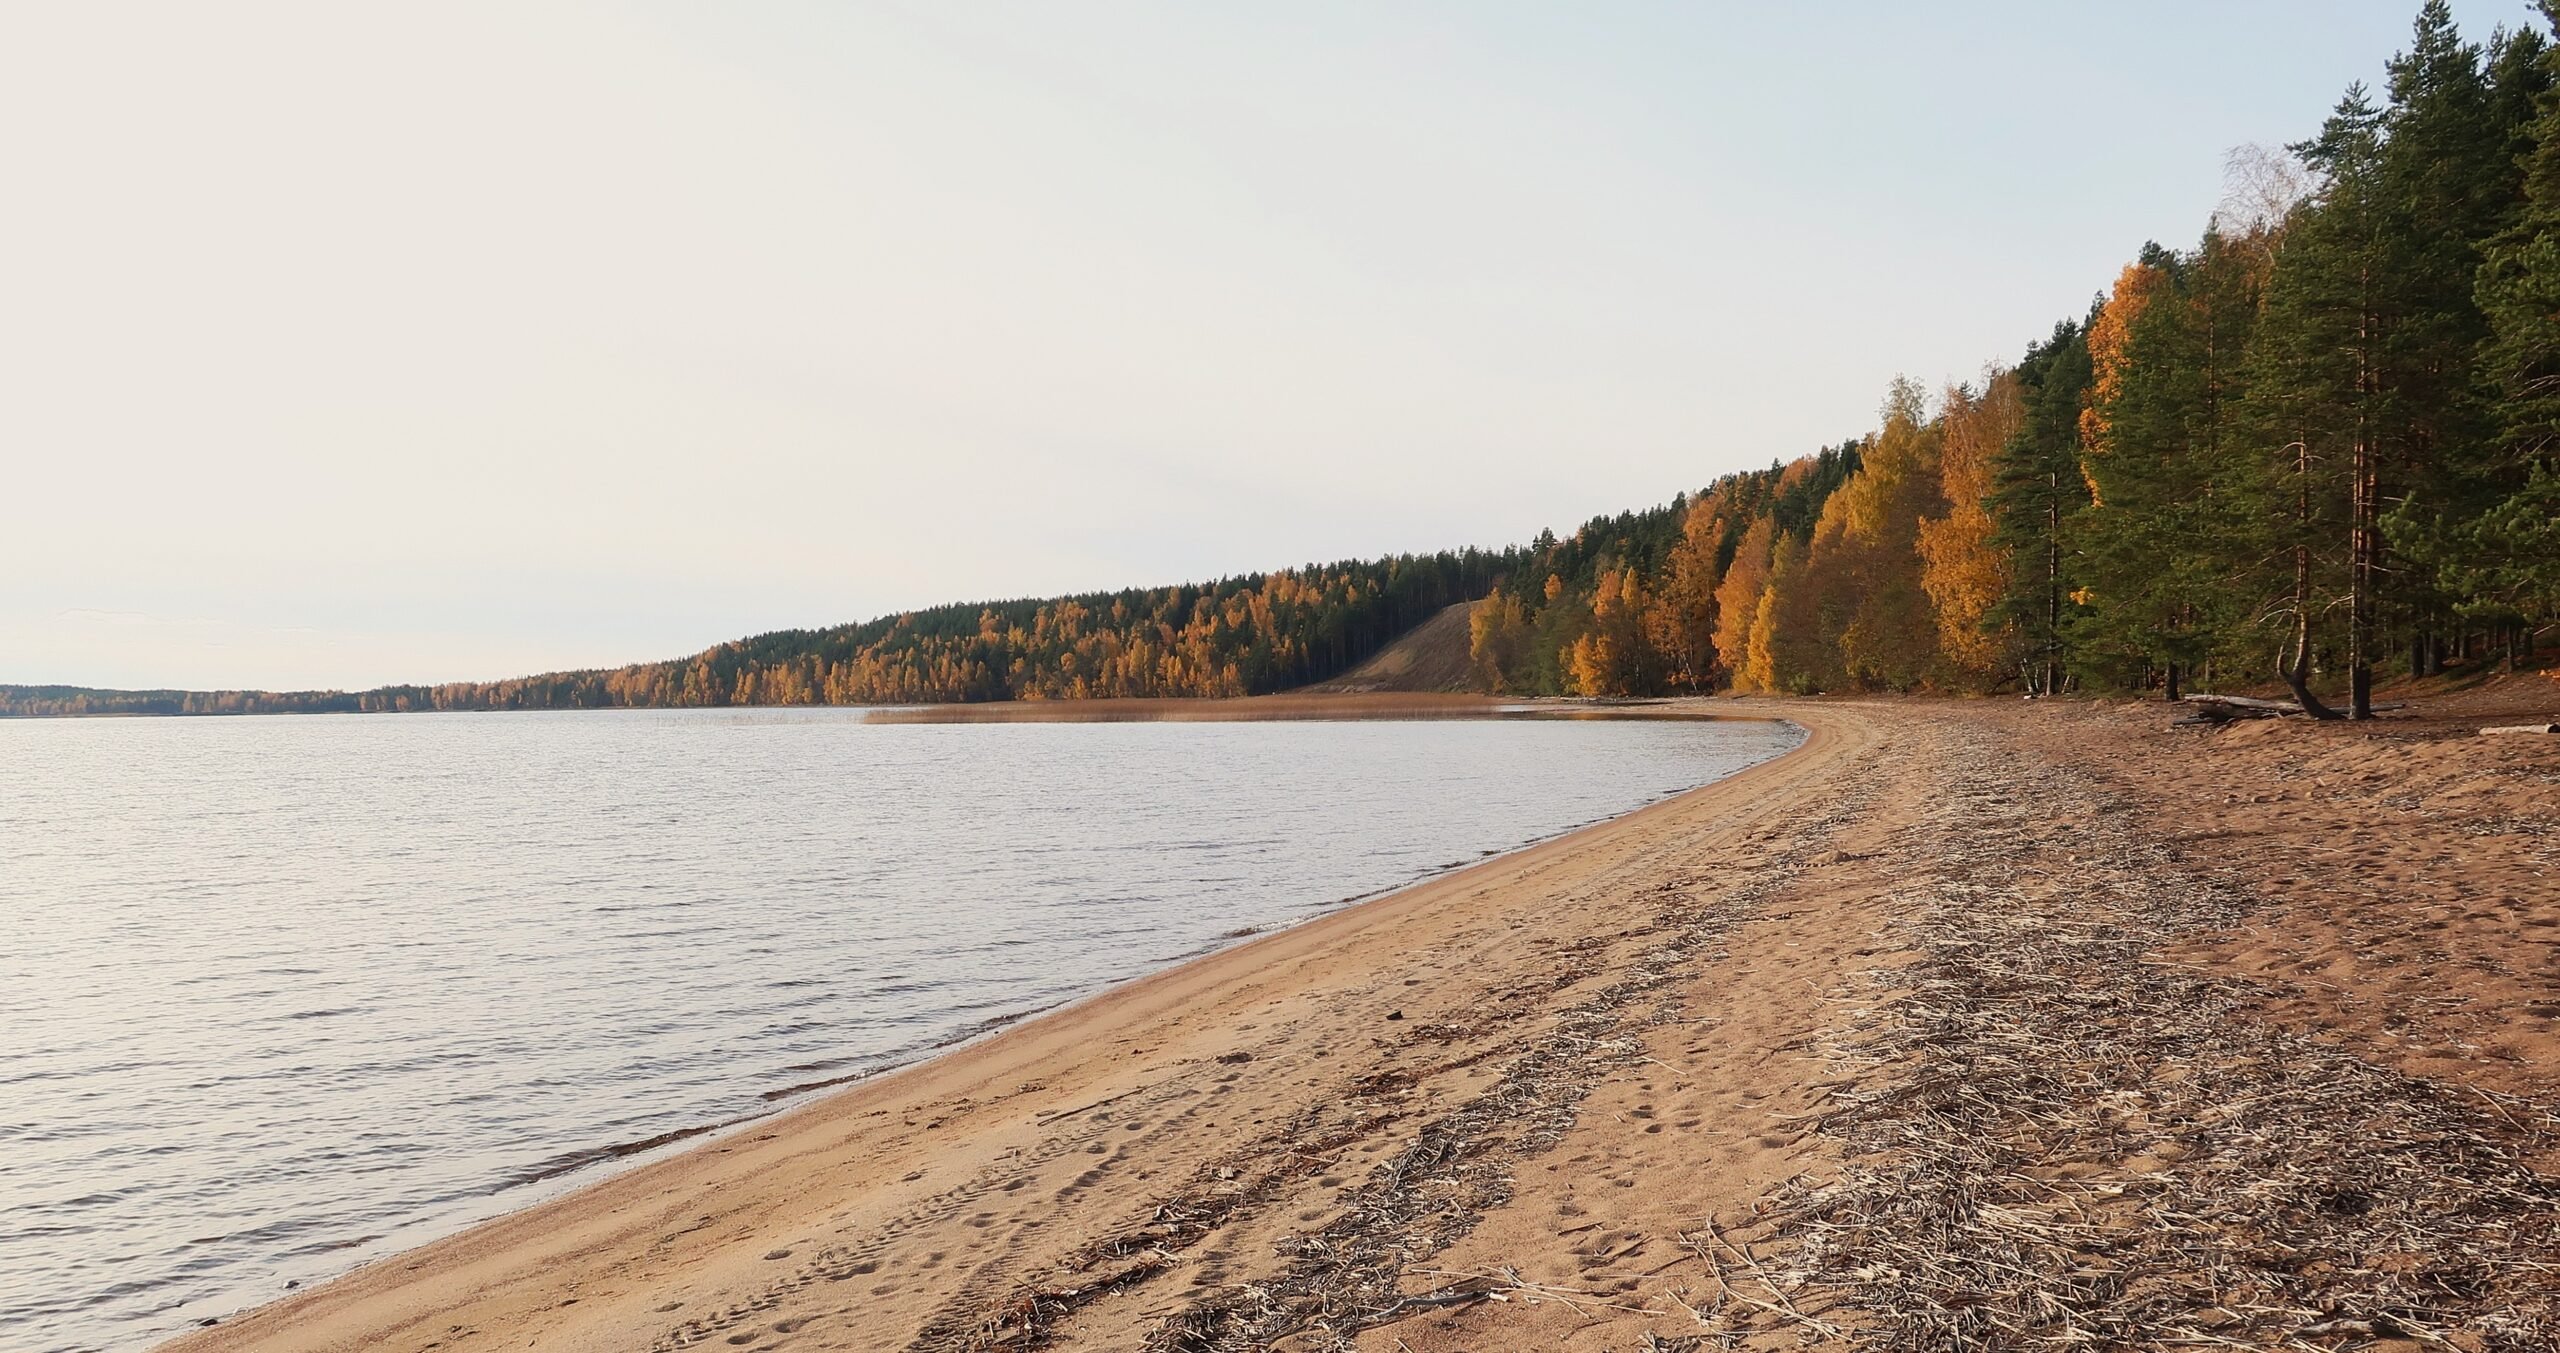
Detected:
[{"left": 164, "top": 693, "right": 2560, "bottom": 1351}]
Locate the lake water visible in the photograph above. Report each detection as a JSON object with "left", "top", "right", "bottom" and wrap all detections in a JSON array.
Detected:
[{"left": 0, "top": 709, "right": 1798, "bottom": 1352}]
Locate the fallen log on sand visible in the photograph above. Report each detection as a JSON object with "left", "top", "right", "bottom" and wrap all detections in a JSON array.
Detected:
[
  {"left": 2177, "top": 693, "right": 2408, "bottom": 725},
  {"left": 2181, "top": 694, "right": 2301, "bottom": 717},
  {"left": 2480, "top": 722, "right": 2560, "bottom": 735}
]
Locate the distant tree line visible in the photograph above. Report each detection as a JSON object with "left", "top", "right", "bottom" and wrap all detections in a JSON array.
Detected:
[{"left": 1, "top": 553, "right": 1516, "bottom": 716}]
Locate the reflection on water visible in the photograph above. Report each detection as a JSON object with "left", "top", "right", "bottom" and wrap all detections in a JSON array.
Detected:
[{"left": 0, "top": 709, "right": 1798, "bottom": 1351}]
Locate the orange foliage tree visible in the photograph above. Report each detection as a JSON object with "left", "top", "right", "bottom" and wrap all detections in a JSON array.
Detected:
[{"left": 1918, "top": 371, "right": 2027, "bottom": 683}]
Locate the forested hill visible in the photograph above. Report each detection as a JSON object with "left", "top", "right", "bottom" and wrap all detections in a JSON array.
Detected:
[
  {"left": 0, "top": 501, "right": 1700, "bottom": 716},
  {"left": 12, "top": 2, "right": 2560, "bottom": 720}
]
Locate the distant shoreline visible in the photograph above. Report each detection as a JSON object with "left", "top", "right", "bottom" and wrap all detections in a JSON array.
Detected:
[{"left": 860, "top": 692, "right": 1754, "bottom": 723}]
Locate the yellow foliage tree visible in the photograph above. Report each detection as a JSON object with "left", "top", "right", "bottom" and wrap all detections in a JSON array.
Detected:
[
  {"left": 1802, "top": 379, "right": 1946, "bottom": 690},
  {"left": 1745, "top": 534, "right": 1814, "bottom": 694},
  {"left": 1917, "top": 371, "right": 2025, "bottom": 683},
  {"left": 1713, "top": 518, "right": 1776, "bottom": 690},
  {"left": 1647, "top": 501, "right": 1723, "bottom": 691},
  {"left": 1468, "top": 593, "right": 1532, "bottom": 692},
  {"left": 1566, "top": 568, "right": 1651, "bottom": 695},
  {"left": 2078, "top": 260, "right": 2169, "bottom": 503}
]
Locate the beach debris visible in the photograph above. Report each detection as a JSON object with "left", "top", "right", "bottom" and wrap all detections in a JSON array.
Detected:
[
  {"left": 1036, "top": 1086, "right": 1147, "bottom": 1123},
  {"left": 1112, "top": 797, "right": 1873, "bottom": 1353},
  {"left": 890, "top": 791, "right": 1872, "bottom": 1353},
  {"left": 1734, "top": 745, "right": 2560, "bottom": 1351},
  {"left": 2482, "top": 722, "right": 2560, "bottom": 735},
  {"left": 2176, "top": 692, "right": 2408, "bottom": 725}
]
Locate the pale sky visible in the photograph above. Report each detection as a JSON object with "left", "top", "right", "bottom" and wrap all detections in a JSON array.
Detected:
[{"left": 2, "top": 1, "right": 2541, "bottom": 691}]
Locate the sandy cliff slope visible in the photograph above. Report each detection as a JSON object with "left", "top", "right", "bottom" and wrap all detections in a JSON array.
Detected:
[{"left": 1300, "top": 602, "right": 1481, "bottom": 694}]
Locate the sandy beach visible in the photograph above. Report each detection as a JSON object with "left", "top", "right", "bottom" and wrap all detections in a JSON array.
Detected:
[{"left": 164, "top": 689, "right": 2560, "bottom": 1351}]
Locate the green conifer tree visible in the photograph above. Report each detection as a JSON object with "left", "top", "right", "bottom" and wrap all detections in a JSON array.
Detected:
[{"left": 1988, "top": 319, "right": 2096, "bottom": 694}]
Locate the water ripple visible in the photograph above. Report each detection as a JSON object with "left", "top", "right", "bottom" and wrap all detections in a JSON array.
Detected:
[{"left": 0, "top": 708, "right": 1796, "bottom": 1351}]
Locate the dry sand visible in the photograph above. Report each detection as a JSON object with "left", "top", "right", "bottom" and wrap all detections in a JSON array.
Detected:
[{"left": 164, "top": 689, "right": 2560, "bottom": 1352}]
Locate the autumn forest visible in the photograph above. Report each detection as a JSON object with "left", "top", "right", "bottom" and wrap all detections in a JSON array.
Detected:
[{"left": 9, "top": 3, "right": 2557, "bottom": 721}]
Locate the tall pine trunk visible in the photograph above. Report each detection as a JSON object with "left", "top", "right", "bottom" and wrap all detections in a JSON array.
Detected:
[
  {"left": 2348, "top": 294, "right": 2378, "bottom": 720},
  {"left": 2285, "top": 438, "right": 2344, "bottom": 719},
  {"left": 2043, "top": 472, "right": 2064, "bottom": 696}
]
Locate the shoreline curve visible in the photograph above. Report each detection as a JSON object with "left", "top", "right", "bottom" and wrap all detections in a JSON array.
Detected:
[{"left": 156, "top": 703, "right": 1815, "bottom": 1352}]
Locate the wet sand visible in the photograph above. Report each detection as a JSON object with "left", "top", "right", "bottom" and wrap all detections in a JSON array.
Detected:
[{"left": 163, "top": 692, "right": 2560, "bottom": 1351}]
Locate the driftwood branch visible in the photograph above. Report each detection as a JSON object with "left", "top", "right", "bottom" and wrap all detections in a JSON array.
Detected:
[
  {"left": 2178, "top": 693, "right": 2407, "bottom": 724},
  {"left": 2182, "top": 693, "right": 2303, "bottom": 713}
]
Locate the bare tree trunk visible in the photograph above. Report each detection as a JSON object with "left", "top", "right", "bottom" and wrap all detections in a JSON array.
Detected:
[
  {"left": 2347, "top": 301, "right": 2376, "bottom": 720},
  {"left": 2286, "top": 435, "right": 2342, "bottom": 720},
  {"left": 2281, "top": 573, "right": 2342, "bottom": 718},
  {"left": 2347, "top": 447, "right": 2377, "bottom": 716}
]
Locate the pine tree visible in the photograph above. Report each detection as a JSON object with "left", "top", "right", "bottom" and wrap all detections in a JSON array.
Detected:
[
  {"left": 2376, "top": 3, "right": 2536, "bottom": 676},
  {"left": 2462, "top": 3, "right": 2560, "bottom": 658},
  {"left": 1989, "top": 318, "right": 2097, "bottom": 694},
  {"left": 2075, "top": 251, "right": 2184, "bottom": 690},
  {"left": 2239, "top": 87, "right": 2396, "bottom": 718},
  {"left": 2077, "top": 230, "right": 2271, "bottom": 697}
]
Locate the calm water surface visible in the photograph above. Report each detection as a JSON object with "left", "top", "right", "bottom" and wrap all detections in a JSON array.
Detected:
[{"left": 0, "top": 709, "right": 1798, "bottom": 1352}]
